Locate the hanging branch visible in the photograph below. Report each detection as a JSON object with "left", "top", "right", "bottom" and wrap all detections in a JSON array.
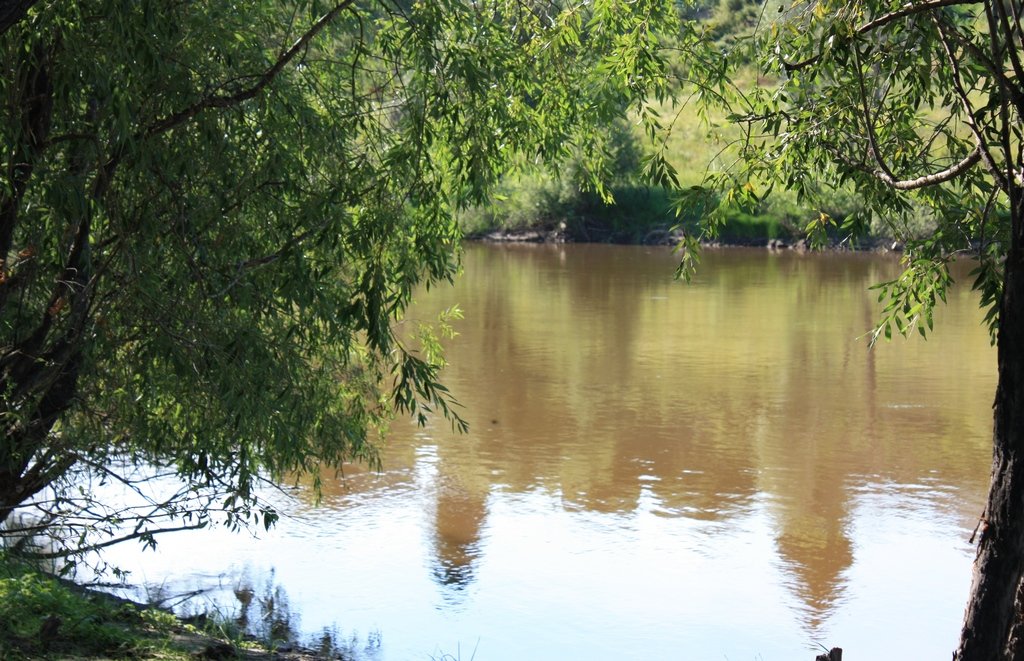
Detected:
[
  {"left": 933, "top": 14, "right": 1010, "bottom": 192},
  {"left": 850, "top": 45, "right": 984, "bottom": 191},
  {"left": 142, "top": 0, "right": 358, "bottom": 140},
  {"left": 783, "top": 0, "right": 983, "bottom": 71}
]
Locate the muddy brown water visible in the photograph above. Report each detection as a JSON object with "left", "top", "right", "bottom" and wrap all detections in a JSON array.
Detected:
[{"left": 103, "top": 244, "right": 995, "bottom": 660}]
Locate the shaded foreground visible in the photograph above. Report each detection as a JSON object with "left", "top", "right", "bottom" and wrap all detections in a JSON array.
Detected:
[{"left": 0, "top": 561, "right": 328, "bottom": 660}]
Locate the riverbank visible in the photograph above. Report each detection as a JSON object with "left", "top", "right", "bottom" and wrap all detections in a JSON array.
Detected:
[
  {"left": 466, "top": 222, "right": 902, "bottom": 252},
  {"left": 0, "top": 559, "right": 330, "bottom": 660}
]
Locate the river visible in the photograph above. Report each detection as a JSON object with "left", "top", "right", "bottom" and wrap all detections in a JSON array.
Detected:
[{"left": 100, "top": 243, "right": 995, "bottom": 660}]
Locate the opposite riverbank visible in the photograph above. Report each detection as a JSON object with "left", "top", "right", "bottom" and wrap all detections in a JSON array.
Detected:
[{"left": 466, "top": 221, "right": 903, "bottom": 252}]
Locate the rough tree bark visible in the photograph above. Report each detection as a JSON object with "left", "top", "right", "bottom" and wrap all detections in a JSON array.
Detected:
[
  {"left": 0, "top": 0, "right": 39, "bottom": 36},
  {"left": 956, "top": 188, "right": 1024, "bottom": 659},
  {"left": 0, "top": 34, "right": 67, "bottom": 527}
]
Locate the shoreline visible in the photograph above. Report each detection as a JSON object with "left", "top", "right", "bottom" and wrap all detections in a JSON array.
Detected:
[
  {"left": 465, "top": 225, "right": 904, "bottom": 253},
  {"left": 0, "top": 563, "right": 332, "bottom": 660}
]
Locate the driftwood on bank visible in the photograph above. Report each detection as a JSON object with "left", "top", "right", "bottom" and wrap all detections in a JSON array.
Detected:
[{"left": 816, "top": 648, "right": 842, "bottom": 661}]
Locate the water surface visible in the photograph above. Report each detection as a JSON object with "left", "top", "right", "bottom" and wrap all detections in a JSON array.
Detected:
[{"left": 103, "top": 244, "right": 994, "bottom": 660}]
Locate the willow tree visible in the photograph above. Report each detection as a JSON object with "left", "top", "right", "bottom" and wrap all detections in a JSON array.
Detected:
[
  {"left": 676, "top": 0, "right": 1023, "bottom": 657},
  {"left": 0, "top": 0, "right": 676, "bottom": 558}
]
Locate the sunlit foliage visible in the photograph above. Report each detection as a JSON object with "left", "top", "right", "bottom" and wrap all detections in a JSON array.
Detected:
[{"left": 0, "top": 0, "right": 677, "bottom": 558}]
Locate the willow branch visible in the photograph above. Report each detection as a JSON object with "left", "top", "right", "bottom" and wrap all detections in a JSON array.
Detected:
[
  {"left": 874, "top": 146, "right": 982, "bottom": 189},
  {"left": 986, "top": 0, "right": 1022, "bottom": 203},
  {"left": 859, "top": 0, "right": 981, "bottom": 31},
  {"left": 783, "top": 0, "right": 983, "bottom": 71},
  {"left": 142, "top": 0, "right": 356, "bottom": 139},
  {"left": 87, "top": 1, "right": 359, "bottom": 269},
  {"left": 0, "top": 39, "right": 53, "bottom": 313},
  {"left": 990, "top": 0, "right": 1024, "bottom": 90},
  {"left": 934, "top": 13, "right": 1010, "bottom": 191},
  {"left": 852, "top": 47, "right": 896, "bottom": 180},
  {"left": 940, "top": 24, "right": 1024, "bottom": 111},
  {"left": 849, "top": 46, "right": 984, "bottom": 190}
]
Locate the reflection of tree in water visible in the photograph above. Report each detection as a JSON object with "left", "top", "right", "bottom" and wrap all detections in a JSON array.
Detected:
[
  {"left": 214, "top": 570, "right": 382, "bottom": 659},
  {"left": 430, "top": 477, "right": 488, "bottom": 601},
  {"left": 774, "top": 499, "right": 853, "bottom": 634},
  {"left": 762, "top": 384, "right": 858, "bottom": 636},
  {"left": 407, "top": 244, "right": 992, "bottom": 636},
  {"left": 229, "top": 568, "right": 297, "bottom": 645}
]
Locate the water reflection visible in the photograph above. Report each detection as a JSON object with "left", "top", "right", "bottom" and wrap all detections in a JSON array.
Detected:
[
  {"left": 773, "top": 482, "right": 853, "bottom": 634},
  {"left": 99, "top": 245, "right": 994, "bottom": 660},
  {"left": 430, "top": 475, "right": 487, "bottom": 599},
  {"left": 390, "top": 244, "right": 992, "bottom": 655}
]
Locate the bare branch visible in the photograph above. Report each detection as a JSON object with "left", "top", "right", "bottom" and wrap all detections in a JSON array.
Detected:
[
  {"left": 18, "top": 522, "right": 208, "bottom": 560},
  {"left": 874, "top": 145, "right": 982, "bottom": 189}
]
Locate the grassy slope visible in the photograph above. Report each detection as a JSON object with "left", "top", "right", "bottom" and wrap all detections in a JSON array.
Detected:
[
  {"left": 459, "top": 3, "right": 935, "bottom": 246},
  {"left": 458, "top": 89, "right": 814, "bottom": 244},
  {"left": 0, "top": 557, "right": 299, "bottom": 660}
]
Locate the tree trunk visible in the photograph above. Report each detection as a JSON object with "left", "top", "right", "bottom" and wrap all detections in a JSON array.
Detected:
[
  {"left": 956, "top": 188, "right": 1024, "bottom": 660},
  {"left": 0, "top": 0, "right": 39, "bottom": 36}
]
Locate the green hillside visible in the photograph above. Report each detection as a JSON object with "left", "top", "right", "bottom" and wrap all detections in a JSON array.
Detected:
[{"left": 460, "top": 0, "right": 929, "bottom": 247}]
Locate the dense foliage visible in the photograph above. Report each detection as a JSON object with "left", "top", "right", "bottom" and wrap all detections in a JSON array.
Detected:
[
  {"left": 677, "top": 0, "right": 1017, "bottom": 336},
  {"left": 0, "top": 0, "right": 677, "bottom": 558}
]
